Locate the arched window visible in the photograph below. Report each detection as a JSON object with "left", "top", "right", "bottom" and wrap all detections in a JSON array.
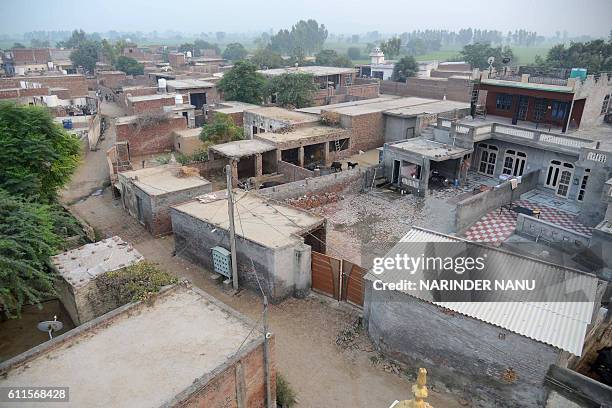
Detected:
[
  {"left": 545, "top": 160, "right": 574, "bottom": 198},
  {"left": 502, "top": 149, "right": 527, "bottom": 176},
  {"left": 477, "top": 143, "right": 498, "bottom": 176}
]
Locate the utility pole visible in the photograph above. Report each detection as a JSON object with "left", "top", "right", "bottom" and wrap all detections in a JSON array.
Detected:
[
  {"left": 263, "top": 295, "right": 273, "bottom": 408},
  {"left": 226, "top": 164, "right": 238, "bottom": 291}
]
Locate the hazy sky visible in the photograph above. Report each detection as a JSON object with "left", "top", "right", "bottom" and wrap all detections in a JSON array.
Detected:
[{"left": 1, "top": 0, "right": 610, "bottom": 37}]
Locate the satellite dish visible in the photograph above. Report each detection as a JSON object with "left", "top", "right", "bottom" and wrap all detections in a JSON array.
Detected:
[
  {"left": 487, "top": 56, "right": 495, "bottom": 65},
  {"left": 502, "top": 57, "right": 511, "bottom": 64},
  {"left": 37, "top": 315, "right": 63, "bottom": 340}
]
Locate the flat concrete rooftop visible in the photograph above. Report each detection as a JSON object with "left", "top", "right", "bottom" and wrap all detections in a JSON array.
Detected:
[
  {"left": 127, "top": 93, "right": 177, "bottom": 103},
  {"left": 390, "top": 138, "right": 471, "bottom": 160},
  {"left": 258, "top": 66, "right": 356, "bottom": 77},
  {"left": 480, "top": 78, "right": 574, "bottom": 93},
  {"left": 166, "top": 79, "right": 216, "bottom": 89},
  {"left": 51, "top": 236, "right": 144, "bottom": 288},
  {"left": 248, "top": 106, "right": 319, "bottom": 124},
  {"left": 384, "top": 100, "right": 470, "bottom": 117},
  {"left": 320, "top": 97, "right": 446, "bottom": 116},
  {"left": 120, "top": 163, "right": 210, "bottom": 196},
  {"left": 256, "top": 125, "right": 346, "bottom": 144},
  {"left": 209, "top": 139, "right": 276, "bottom": 158},
  {"left": 0, "top": 285, "right": 259, "bottom": 408},
  {"left": 212, "top": 101, "right": 260, "bottom": 114},
  {"left": 173, "top": 127, "right": 202, "bottom": 139},
  {"left": 297, "top": 96, "right": 399, "bottom": 115},
  {"left": 173, "top": 191, "right": 324, "bottom": 248}
]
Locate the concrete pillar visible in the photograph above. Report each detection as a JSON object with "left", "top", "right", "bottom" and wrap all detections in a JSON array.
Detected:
[
  {"left": 324, "top": 141, "right": 330, "bottom": 165},
  {"left": 298, "top": 146, "right": 304, "bottom": 167},
  {"left": 276, "top": 149, "right": 282, "bottom": 163},
  {"left": 255, "top": 153, "right": 263, "bottom": 177},
  {"left": 230, "top": 159, "right": 238, "bottom": 188},
  {"left": 420, "top": 159, "right": 430, "bottom": 196}
]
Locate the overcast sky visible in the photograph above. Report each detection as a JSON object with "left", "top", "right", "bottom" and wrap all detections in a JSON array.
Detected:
[{"left": 1, "top": 0, "right": 610, "bottom": 37}]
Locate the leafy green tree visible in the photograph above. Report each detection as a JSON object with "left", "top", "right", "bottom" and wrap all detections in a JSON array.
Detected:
[
  {"left": 115, "top": 56, "right": 144, "bottom": 75},
  {"left": 268, "top": 73, "right": 318, "bottom": 109},
  {"left": 0, "top": 190, "right": 59, "bottom": 317},
  {"left": 70, "top": 40, "right": 101, "bottom": 73},
  {"left": 269, "top": 29, "right": 292, "bottom": 54},
  {"left": 315, "top": 49, "right": 351, "bottom": 67},
  {"left": 200, "top": 113, "right": 244, "bottom": 144},
  {"left": 459, "top": 42, "right": 514, "bottom": 69},
  {"left": 222, "top": 43, "right": 248, "bottom": 61},
  {"left": 290, "top": 19, "right": 328, "bottom": 55},
  {"left": 0, "top": 103, "right": 81, "bottom": 201},
  {"left": 251, "top": 47, "right": 284, "bottom": 69},
  {"left": 194, "top": 39, "right": 220, "bottom": 56},
  {"left": 347, "top": 47, "right": 361, "bottom": 60},
  {"left": 381, "top": 37, "right": 401, "bottom": 58},
  {"left": 30, "top": 38, "right": 50, "bottom": 48},
  {"left": 535, "top": 39, "right": 612, "bottom": 74},
  {"left": 11, "top": 43, "right": 26, "bottom": 49},
  {"left": 58, "top": 29, "right": 87, "bottom": 49},
  {"left": 392, "top": 56, "right": 418, "bottom": 82},
  {"left": 218, "top": 61, "right": 267, "bottom": 104}
]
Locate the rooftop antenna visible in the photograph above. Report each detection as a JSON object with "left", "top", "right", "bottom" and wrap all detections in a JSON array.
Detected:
[{"left": 37, "top": 315, "right": 63, "bottom": 340}]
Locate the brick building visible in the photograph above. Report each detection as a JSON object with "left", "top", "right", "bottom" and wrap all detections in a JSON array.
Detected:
[
  {"left": 209, "top": 101, "right": 260, "bottom": 126},
  {"left": 115, "top": 113, "right": 188, "bottom": 156},
  {"left": 0, "top": 74, "right": 88, "bottom": 98},
  {"left": 165, "top": 78, "right": 218, "bottom": 109},
  {"left": 117, "top": 162, "right": 212, "bottom": 236},
  {"left": 125, "top": 93, "right": 183, "bottom": 115},
  {"left": 97, "top": 70, "right": 127, "bottom": 90},
  {"left": 0, "top": 284, "right": 275, "bottom": 408},
  {"left": 168, "top": 52, "right": 186, "bottom": 68}
]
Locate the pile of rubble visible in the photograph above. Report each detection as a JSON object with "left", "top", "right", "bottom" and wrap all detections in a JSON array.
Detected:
[{"left": 285, "top": 192, "right": 342, "bottom": 209}]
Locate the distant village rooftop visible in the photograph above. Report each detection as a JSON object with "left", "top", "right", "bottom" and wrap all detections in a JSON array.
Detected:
[
  {"left": 258, "top": 65, "right": 356, "bottom": 77},
  {"left": 248, "top": 106, "right": 319, "bottom": 124}
]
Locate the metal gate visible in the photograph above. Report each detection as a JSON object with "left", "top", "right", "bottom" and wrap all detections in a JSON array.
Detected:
[{"left": 311, "top": 252, "right": 365, "bottom": 307}]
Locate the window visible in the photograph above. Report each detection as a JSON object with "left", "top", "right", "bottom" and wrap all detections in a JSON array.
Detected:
[
  {"left": 495, "top": 94, "right": 513, "bottom": 111},
  {"left": 478, "top": 143, "right": 498, "bottom": 176},
  {"left": 534, "top": 98, "right": 548, "bottom": 122},
  {"left": 602, "top": 94, "right": 611, "bottom": 115},
  {"left": 502, "top": 149, "right": 527, "bottom": 176},
  {"left": 551, "top": 101, "right": 569, "bottom": 121},
  {"left": 577, "top": 169, "right": 590, "bottom": 201},
  {"left": 545, "top": 160, "right": 574, "bottom": 198}
]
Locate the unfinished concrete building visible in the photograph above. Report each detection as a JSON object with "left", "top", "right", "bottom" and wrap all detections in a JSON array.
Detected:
[
  {"left": 208, "top": 139, "right": 277, "bottom": 186},
  {"left": 243, "top": 106, "right": 319, "bottom": 138},
  {"left": 0, "top": 285, "right": 275, "bottom": 408},
  {"left": 171, "top": 191, "right": 326, "bottom": 301},
  {"left": 51, "top": 236, "right": 144, "bottom": 325},
  {"left": 117, "top": 162, "right": 212, "bottom": 236}
]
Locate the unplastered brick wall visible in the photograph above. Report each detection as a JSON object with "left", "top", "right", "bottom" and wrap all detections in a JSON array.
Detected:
[
  {"left": 116, "top": 115, "right": 187, "bottom": 156},
  {"left": 173, "top": 339, "right": 275, "bottom": 407},
  {"left": 0, "top": 75, "right": 88, "bottom": 98},
  {"left": 127, "top": 95, "right": 177, "bottom": 115},
  {"left": 98, "top": 72, "right": 128, "bottom": 89},
  {"left": 343, "top": 111, "right": 385, "bottom": 153},
  {"left": 0, "top": 86, "right": 49, "bottom": 99},
  {"left": 380, "top": 78, "right": 471, "bottom": 103}
]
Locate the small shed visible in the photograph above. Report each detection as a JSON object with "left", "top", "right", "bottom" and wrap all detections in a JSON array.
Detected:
[{"left": 51, "top": 236, "right": 144, "bottom": 325}]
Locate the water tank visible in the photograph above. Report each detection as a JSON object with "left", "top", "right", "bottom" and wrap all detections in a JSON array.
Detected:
[
  {"left": 175, "top": 94, "right": 183, "bottom": 105},
  {"left": 186, "top": 51, "right": 192, "bottom": 58},
  {"left": 157, "top": 78, "right": 167, "bottom": 92},
  {"left": 44, "top": 95, "right": 59, "bottom": 107},
  {"left": 16, "top": 67, "right": 25, "bottom": 76},
  {"left": 570, "top": 68, "right": 587, "bottom": 81}
]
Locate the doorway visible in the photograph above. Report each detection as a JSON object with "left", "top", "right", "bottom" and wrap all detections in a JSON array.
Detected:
[{"left": 392, "top": 160, "right": 401, "bottom": 184}]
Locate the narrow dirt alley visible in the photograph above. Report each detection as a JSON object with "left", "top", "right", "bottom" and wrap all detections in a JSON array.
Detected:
[{"left": 64, "top": 122, "right": 466, "bottom": 407}]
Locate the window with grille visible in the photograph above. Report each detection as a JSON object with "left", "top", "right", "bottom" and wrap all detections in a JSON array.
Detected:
[
  {"left": 577, "top": 169, "right": 590, "bottom": 201},
  {"left": 602, "top": 94, "right": 610, "bottom": 115},
  {"left": 495, "top": 94, "right": 513, "bottom": 111}
]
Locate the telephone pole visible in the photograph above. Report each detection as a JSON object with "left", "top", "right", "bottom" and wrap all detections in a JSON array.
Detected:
[
  {"left": 263, "top": 295, "right": 273, "bottom": 408},
  {"left": 226, "top": 164, "right": 238, "bottom": 291}
]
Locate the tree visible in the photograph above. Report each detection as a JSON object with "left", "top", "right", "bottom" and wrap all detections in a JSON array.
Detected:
[
  {"left": 0, "top": 190, "right": 59, "bottom": 317},
  {"left": 269, "top": 20, "right": 328, "bottom": 56},
  {"left": 392, "top": 56, "right": 418, "bottom": 82},
  {"left": 218, "top": 61, "right": 267, "bottom": 104},
  {"left": 380, "top": 37, "right": 401, "bottom": 59},
  {"left": 347, "top": 47, "right": 361, "bottom": 60},
  {"left": 251, "top": 47, "right": 284, "bottom": 69},
  {"left": 194, "top": 39, "right": 220, "bottom": 56},
  {"left": 70, "top": 40, "right": 101, "bottom": 73},
  {"left": 267, "top": 73, "right": 318, "bottom": 109},
  {"left": 58, "top": 29, "right": 87, "bottom": 49},
  {"left": 535, "top": 39, "right": 612, "bottom": 74},
  {"left": 11, "top": 43, "right": 26, "bottom": 49},
  {"left": 200, "top": 113, "right": 243, "bottom": 144},
  {"left": 222, "top": 43, "right": 248, "bottom": 61},
  {"left": 115, "top": 56, "right": 144, "bottom": 75},
  {"left": 459, "top": 42, "right": 514, "bottom": 69},
  {"left": 0, "top": 103, "right": 81, "bottom": 202},
  {"left": 30, "top": 38, "right": 50, "bottom": 48}
]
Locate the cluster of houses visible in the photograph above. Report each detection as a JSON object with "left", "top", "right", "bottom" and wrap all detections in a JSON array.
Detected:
[{"left": 1, "top": 42, "right": 612, "bottom": 407}]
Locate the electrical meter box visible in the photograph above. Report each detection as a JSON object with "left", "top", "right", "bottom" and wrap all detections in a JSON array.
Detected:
[{"left": 211, "top": 246, "right": 232, "bottom": 278}]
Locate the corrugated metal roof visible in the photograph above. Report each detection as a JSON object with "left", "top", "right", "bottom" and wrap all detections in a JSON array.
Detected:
[{"left": 364, "top": 227, "right": 599, "bottom": 356}]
